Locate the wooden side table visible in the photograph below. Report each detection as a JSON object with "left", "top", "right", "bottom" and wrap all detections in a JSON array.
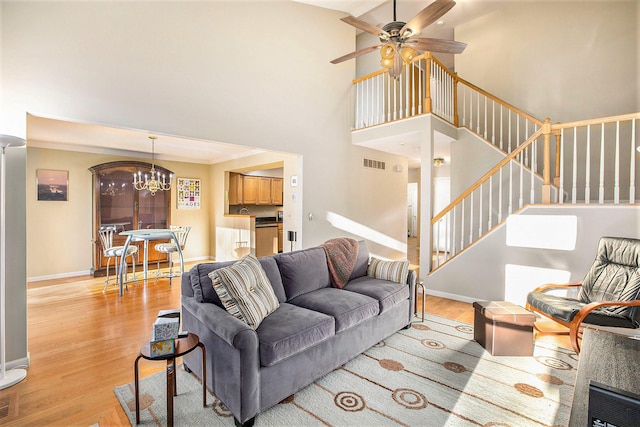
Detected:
[{"left": 134, "top": 333, "right": 206, "bottom": 426}]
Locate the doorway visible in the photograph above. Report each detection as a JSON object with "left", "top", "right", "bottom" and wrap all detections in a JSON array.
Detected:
[{"left": 407, "top": 182, "right": 418, "bottom": 237}]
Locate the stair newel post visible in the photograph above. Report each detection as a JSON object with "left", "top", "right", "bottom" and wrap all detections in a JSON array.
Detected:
[
  {"left": 542, "top": 118, "right": 552, "bottom": 204},
  {"left": 453, "top": 73, "right": 459, "bottom": 127},
  {"left": 424, "top": 53, "right": 432, "bottom": 114},
  {"left": 553, "top": 129, "right": 562, "bottom": 188}
]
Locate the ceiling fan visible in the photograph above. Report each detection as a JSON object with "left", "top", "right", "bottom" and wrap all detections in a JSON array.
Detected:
[{"left": 331, "top": 0, "right": 466, "bottom": 77}]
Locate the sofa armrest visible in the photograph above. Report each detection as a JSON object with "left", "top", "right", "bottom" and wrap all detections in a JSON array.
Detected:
[
  {"left": 182, "top": 296, "right": 260, "bottom": 424},
  {"left": 182, "top": 296, "right": 257, "bottom": 350}
]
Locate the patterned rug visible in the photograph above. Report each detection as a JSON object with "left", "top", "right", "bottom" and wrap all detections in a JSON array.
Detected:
[{"left": 114, "top": 314, "right": 577, "bottom": 426}]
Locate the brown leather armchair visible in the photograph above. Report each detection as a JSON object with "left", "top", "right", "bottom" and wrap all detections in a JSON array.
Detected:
[{"left": 526, "top": 236, "right": 640, "bottom": 353}]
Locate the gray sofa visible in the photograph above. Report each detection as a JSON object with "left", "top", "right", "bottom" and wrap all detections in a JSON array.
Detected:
[{"left": 181, "top": 242, "right": 415, "bottom": 426}]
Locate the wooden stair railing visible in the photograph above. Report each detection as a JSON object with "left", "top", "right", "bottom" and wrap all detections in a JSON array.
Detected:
[
  {"left": 351, "top": 57, "right": 640, "bottom": 273},
  {"left": 431, "top": 126, "right": 547, "bottom": 269},
  {"left": 431, "top": 112, "right": 640, "bottom": 272}
]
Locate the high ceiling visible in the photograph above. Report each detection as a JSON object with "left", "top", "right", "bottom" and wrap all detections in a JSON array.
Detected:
[{"left": 26, "top": 0, "right": 518, "bottom": 167}]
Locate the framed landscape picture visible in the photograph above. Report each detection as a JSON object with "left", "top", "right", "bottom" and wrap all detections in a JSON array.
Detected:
[
  {"left": 36, "top": 169, "right": 68, "bottom": 201},
  {"left": 177, "top": 177, "right": 201, "bottom": 209}
]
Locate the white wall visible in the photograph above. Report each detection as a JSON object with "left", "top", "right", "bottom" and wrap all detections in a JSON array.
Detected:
[
  {"left": 637, "top": 0, "right": 640, "bottom": 110},
  {"left": 3, "top": 145, "right": 27, "bottom": 368},
  {"left": 456, "top": 1, "right": 638, "bottom": 123},
  {"left": 427, "top": 205, "right": 640, "bottom": 305},
  {"left": 1, "top": 1, "right": 409, "bottom": 366}
]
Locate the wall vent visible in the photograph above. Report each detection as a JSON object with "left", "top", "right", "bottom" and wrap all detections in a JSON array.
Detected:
[{"left": 363, "top": 158, "right": 386, "bottom": 170}]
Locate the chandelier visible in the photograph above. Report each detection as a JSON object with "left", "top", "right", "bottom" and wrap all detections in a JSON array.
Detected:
[{"left": 133, "top": 136, "right": 172, "bottom": 196}]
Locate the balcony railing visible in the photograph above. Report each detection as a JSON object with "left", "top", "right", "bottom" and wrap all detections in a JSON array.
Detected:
[{"left": 353, "top": 56, "right": 640, "bottom": 272}]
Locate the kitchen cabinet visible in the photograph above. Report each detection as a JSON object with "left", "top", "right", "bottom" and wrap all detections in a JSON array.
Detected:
[
  {"left": 255, "top": 226, "right": 278, "bottom": 257},
  {"left": 228, "top": 172, "right": 243, "bottom": 205},
  {"left": 271, "top": 178, "right": 283, "bottom": 205},
  {"left": 257, "top": 177, "right": 272, "bottom": 205},
  {"left": 90, "top": 161, "right": 172, "bottom": 277},
  {"left": 242, "top": 176, "right": 258, "bottom": 204},
  {"left": 277, "top": 223, "right": 283, "bottom": 253},
  {"left": 229, "top": 174, "right": 283, "bottom": 206}
]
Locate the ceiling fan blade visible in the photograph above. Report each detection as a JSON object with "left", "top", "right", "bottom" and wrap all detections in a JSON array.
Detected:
[
  {"left": 401, "top": 0, "right": 456, "bottom": 37},
  {"left": 341, "top": 15, "right": 390, "bottom": 38},
  {"left": 407, "top": 38, "right": 467, "bottom": 54},
  {"left": 331, "top": 45, "right": 382, "bottom": 64}
]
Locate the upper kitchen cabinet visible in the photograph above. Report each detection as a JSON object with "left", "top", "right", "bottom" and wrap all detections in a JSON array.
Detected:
[
  {"left": 271, "top": 178, "right": 283, "bottom": 205},
  {"left": 242, "top": 176, "right": 258, "bottom": 204},
  {"left": 257, "top": 177, "right": 272, "bottom": 205},
  {"left": 229, "top": 173, "right": 283, "bottom": 206},
  {"left": 228, "top": 172, "right": 243, "bottom": 205}
]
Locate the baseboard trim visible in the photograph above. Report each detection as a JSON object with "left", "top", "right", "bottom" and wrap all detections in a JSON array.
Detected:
[
  {"left": 28, "top": 256, "right": 214, "bottom": 283},
  {"left": 28, "top": 270, "right": 91, "bottom": 282},
  {"left": 425, "top": 288, "right": 479, "bottom": 304},
  {"left": 5, "top": 353, "right": 30, "bottom": 370}
]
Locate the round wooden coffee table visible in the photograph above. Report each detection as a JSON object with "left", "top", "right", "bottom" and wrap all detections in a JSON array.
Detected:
[{"left": 134, "top": 332, "right": 206, "bottom": 426}]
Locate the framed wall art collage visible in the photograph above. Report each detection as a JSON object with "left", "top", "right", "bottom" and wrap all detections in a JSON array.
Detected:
[{"left": 176, "top": 178, "right": 201, "bottom": 210}]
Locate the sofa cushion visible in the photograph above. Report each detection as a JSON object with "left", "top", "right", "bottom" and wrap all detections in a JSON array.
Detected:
[
  {"left": 210, "top": 255, "right": 280, "bottom": 329},
  {"left": 344, "top": 276, "right": 410, "bottom": 314},
  {"left": 256, "top": 303, "right": 335, "bottom": 367},
  {"left": 190, "top": 257, "right": 287, "bottom": 306},
  {"left": 274, "top": 247, "right": 331, "bottom": 300},
  {"left": 289, "top": 288, "right": 379, "bottom": 332},
  {"left": 349, "top": 240, "right": 370, "bottom": 280},
  {"left": 367, "top": 257, "right": 410, "bottom": 285},
  {"left": 527, "top": 291, "right": 637, "bottom": 328}
]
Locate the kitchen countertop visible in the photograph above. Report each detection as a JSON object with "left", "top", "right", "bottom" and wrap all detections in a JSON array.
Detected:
[{"left": 255, "top": 217, "right": 280, "bottom": 228}]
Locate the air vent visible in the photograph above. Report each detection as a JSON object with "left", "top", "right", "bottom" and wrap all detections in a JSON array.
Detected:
[{"left": 363, "top": 158, "right": 386, "bottom": 170}]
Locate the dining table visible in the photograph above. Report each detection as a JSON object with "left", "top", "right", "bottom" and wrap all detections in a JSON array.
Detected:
[{"left": 116, "top": 229, "right": 184, "bottom": 296}]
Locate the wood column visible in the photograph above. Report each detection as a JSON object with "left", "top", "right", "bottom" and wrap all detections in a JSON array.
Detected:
[
  {"left": 424, "top": 53, "right": 432, "bottom": 114},
  {"left": 542, "top": 118, "right": 552, "bottom": 204},
  {"left": 553, "top": 129, "right": 562, "bottom": 188}
]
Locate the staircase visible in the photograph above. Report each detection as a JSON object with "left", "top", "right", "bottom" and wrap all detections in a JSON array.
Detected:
[{"left": 352, "top": 53, "right": 640, "bottom": 278}]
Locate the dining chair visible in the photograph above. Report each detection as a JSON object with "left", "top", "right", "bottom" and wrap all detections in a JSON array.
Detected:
[
  {"left": 155, "top": 225, "right": 191, "bottom": 284},
  {"left": 98, "top": 226, "right": 139, "bottom": 291}
]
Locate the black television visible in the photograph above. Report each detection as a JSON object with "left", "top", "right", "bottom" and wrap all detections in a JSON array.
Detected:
[{"left": 588, "top": 381, "right": 640, "bottom": 427}]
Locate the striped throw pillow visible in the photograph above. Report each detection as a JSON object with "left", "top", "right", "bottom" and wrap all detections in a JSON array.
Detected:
[
  {"left": 209, "top": 254, "right": 279, "bottom": 329},
  {"left": 367, "top": 257, "right": 410, "bottom": 284}
]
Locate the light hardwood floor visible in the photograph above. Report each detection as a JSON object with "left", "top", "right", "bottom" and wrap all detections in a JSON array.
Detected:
[{"left": 1, "top": 243, "right": 568, "bottom": 426}]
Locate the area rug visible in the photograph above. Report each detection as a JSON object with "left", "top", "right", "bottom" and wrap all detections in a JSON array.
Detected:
[{"left": 114, "top": 314, "right": 578, "bottom": 426}]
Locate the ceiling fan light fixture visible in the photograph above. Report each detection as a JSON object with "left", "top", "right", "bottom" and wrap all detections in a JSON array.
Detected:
[
  {"left": 400, "top": 46, "right": 417, "bottom": 63},
  {"left": 389, "top": 54, "right": 403, "bottom": 78},
  {"left": 380, "top": 43, "right": 396, "bottom": 59},
  {"left": 380, "top": 57, "right": 394, "bottom": 69}
]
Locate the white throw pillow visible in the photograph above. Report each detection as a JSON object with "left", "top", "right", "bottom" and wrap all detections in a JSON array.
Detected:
[{"left": 210, "top": 254, "right": 279, "bottom": 329}]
